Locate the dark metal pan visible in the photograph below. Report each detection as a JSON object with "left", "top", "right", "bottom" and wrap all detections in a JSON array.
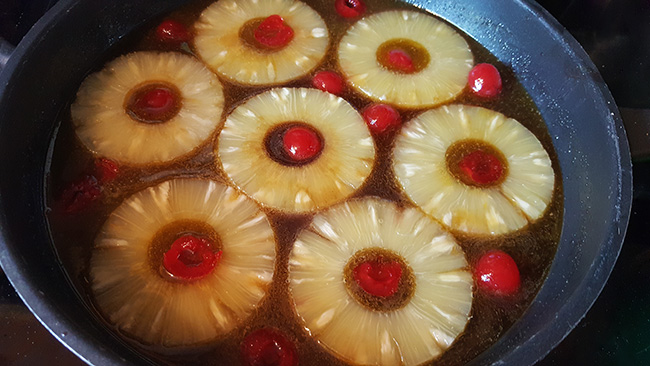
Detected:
[{"left": 0, "top": 0, "right": 633, "bottom": 365}]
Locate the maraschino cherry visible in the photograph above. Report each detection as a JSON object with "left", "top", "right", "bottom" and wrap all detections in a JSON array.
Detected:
[
  {"left": 362, "top": 103, "right": 402, "bottom": 134},
  {"left": 459, "top": 150, "right": 504, "bottom": 185},
  {"left": 254, "top": 15, "right": 294, "bottom": 49},
  {"left": 353, "top": 260, "right": 402, "bottom": 297},
  {"left": 335, "top": 0, "right": 366, "bottom": 18},
  {"left": 128, "top": 85, "right": 179, "bottom": 123},
  {"left": 163, "top": 235, "right": 221, "bottom": 281},
  {"left": 156, "top": 19, "right": 191, "bottom": 44},
  {"left": 59, "top": 158, "right": 121, "bottom": 214},
  {"left": 468, "top": 63, "right": 502, "bottom": 98},
  {"left": 94, "top": 158, "right": 119, "bottom": 183},
  {"left": 241, "top": 328, "right": 298, "bottom": 366},
  {"left": 387, "top": 49, "right": 415, "bottom": 73},
  {"left": 474, "top": 250, "right": 520, "bottom": 296},
  {"left": 282, "top": 126, "right": 322, "bottom": 162},
  {"left": 312, "top": 71, "right": 345, "bottom": 95},
  {"left": 59, "top": 175, "right": 102, "bottom": 214}
]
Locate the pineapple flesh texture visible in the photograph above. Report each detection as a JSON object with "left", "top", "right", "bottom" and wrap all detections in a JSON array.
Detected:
[
  {"left": 194, "top": 0, "right": 329, "bottom": 85},
  {"left": 71, "top": 52, "right": 224, "bottom": 165},
  {"left": 90, "top": 179, "right": 275, "bottom": 347},
  {"left": 218, "top": 88, "right": 375, "bottom": 212},
  {"left": 289, "top": 197, "right": 472, "bottom": 366},
  {"left": 393, "top": 104, "right": 555, "bottom": 235},
  {"left": 338, "top": 10, "right": 473, "bottom": 108}
]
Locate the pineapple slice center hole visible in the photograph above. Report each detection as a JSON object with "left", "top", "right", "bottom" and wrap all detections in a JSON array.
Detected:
[
  {"left": 376, "top": 39, "right": 430, "bottom": 74},
  {"left": 264, "top": 122, "right": 324, "bottom": 166},
  {"left": 446, "top": 139, "right": 509, "bottom": 187},
  {"left": 149, "top": 219, "right": 223, "bottom": 282},
  {"left": 124, "top": 81, "right": 182, "bottom": 124},
  {"left": 344, "top": 248, "right": 415, "bottom": 311},
  {"left": 240, "top": 16, "right": 295, "bottom": 53}
]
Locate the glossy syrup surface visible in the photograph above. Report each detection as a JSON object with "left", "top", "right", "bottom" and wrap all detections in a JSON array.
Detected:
[{"left": 46, "top": 0, "right": 563, "bottom": 365}]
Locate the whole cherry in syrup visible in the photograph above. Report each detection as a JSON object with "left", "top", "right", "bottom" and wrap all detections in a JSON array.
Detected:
[
  {"left": 474, "top": 250, "right": 521, "bottom": 296},
  {"left": 156, "top": 19, "right": 191, "bottom": 45},
  {"left": 335, "top": 0, "right": 366, "bottom": 18},
  {"left": 362, "top": 103, "right": 402, "bottom": 134},
  {"left": 241, "top": 328, "right": 298, "bottom": 366},
  {"left": 312, "top": 71, "right": 345, "bottom": 95},
  {"left": 468, "top": 63, "right": 503, "bottom": 98}
]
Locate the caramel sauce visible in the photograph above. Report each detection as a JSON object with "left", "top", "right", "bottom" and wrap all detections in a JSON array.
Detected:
[{"left": 46, "top": 0, "right": 564, "bottom": 365}]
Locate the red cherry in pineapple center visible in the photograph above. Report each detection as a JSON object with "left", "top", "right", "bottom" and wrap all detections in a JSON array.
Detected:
[
  {"left": 459, "top": 150, "right": 505, "bottom": 185},
  {"left": 241, "top": 328, "right": 298, "bottom": 366},
  {"left": 353, "top": 259, "right": 403, "bottom": 297},
  {"left": 377, "top": 39, "right": 430, "bottom": 74},
  {"left": 135, "top": 88, "right": 174, "bottom": 112},
  {"left": 282, "top": 126, "right": 323, "bottom": 162},
  {"left": 254, "top": 15, "right": 294, "bottom": 49},
  {"left": 126, "top": 83, "right": 181, "bottom": 123},
  {"left": 387, "top": 49, "right": 415, "bottom": 73},
  {"left": 474, "top": 250, "right": 520, "bottom": 296},
  {"left": 163, "top": 235, "right": 222, "bottom": 281}
]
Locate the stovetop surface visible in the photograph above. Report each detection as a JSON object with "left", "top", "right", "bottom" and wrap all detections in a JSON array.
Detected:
[{"left": 1, "top": 0, "right": 649, "bottom": 365}]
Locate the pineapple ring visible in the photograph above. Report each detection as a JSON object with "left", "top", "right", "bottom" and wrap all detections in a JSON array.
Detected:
[
  {"left": 338, "top": 10, "right": 473, "bottom": 108},
  {"left": 393, "top": 104, "right": 555, "bottom": 235},
  {"left": 90, "top": 179, "right": 275, "bottom": 347},
  {"left": 71, "top": 52, "right": 224, "bottom": 165},
  {"left": 194, "top": 0, "right": 329, "bottom": 85},
  {"left": 218, "top": 88, "right": 375, "bottom": 212},
  {"left": 289, "top": 197, "right": 473, "bottom": 366}
]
